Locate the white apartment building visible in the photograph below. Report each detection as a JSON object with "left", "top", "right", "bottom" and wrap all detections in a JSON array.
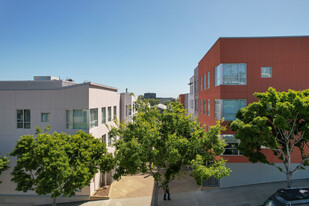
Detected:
[
  {"left": 0, "top": 76, "right": 133, "bottom": 204},
  {"left": 187, "top": 76, "right": 194, "bottom": 116},
  {"left": 120, "top": 89, "right": 137, "bottom": 123}
]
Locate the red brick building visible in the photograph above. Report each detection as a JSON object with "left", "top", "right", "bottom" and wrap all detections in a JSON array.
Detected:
[{"left": 195, "top": 36, "right": 309, "bottom": 187}]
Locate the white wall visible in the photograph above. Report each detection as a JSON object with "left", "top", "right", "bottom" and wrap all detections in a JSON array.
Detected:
[
  {"left": 88, "top": 86, "right": 120, "bottom": 195},
  {"left": 0, "top": 84, "right": 91, "bottom": 196}
]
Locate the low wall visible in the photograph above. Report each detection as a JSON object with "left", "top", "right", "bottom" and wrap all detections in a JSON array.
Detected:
[{"left": 220, "top": 163, "right": 309, "bottom": 188}]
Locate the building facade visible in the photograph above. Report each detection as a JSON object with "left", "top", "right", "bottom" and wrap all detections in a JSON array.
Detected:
[
  {"left": 120, "top": 91, "right": 137, "bottom": 123},
  {"left": 190, "top": 36, "right": 309, "bottom": 188},
  {"left": 144, "top": 92, "right": 156, "bottom": 99},
  {"left": 187, "top": 76, "right": 194, "bottom": 116},
  {"left": 0, "top": 76, "right": 134, "bottom": 204}
]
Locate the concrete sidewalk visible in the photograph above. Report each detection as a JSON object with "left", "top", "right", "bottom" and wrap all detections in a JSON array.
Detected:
[{"left": 57, "top": 175, "right": 309, "bottom": 206}]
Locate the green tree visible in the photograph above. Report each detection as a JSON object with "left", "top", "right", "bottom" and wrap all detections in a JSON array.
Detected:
[
  {"left": 147, "top": 98, "right": 160, "bottom": 106},
  {"left": 110, "top": 100, "right": 230, "bottom": 206},
  {"left": 230, "top": 88, "right": 309, "bottom": 188},
  {"left": 10, "top": 127, "right": 114, "bottom": 206},
  {"left": 0, "top": 155, "right": 9, "bottom": 184}
]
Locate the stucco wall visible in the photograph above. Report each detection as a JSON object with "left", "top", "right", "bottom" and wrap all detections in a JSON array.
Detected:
[
  {"left": 220, "top": 163, "right": 309, "bottom": 188},
  {"left": 0, "top": 85, "right": 91, "bottom": 196},
  {"left": 88, "top": 86, "right": 120, "bottom": 195}
]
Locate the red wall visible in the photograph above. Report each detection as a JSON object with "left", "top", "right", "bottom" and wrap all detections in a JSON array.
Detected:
[
  {"left": 179, "top": 94, "right": 185, "bottom": 108},
  {"left": 198, "top": 37, "right": 309, "bottom": 163}
]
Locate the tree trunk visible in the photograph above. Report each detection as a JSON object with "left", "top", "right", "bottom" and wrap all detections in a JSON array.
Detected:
[
  {"left": 153, "top": 181, "right": 159, "bottom": 206},
  {"left": 52, "top": 197, "right": 56, "bottom": 206},
  {"left": 286, "top": 172, "right": 291, "bottom": 188}
]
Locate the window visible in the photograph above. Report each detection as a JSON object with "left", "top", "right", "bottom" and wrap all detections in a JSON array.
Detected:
[
  {"left": 101, "top": 134, "right": 106, "bottom": 144},
  {"left": 66, "top": 109, "right": 88, "bottom": 129},
  {"left": 126, "top": 105, "right": 132, "bottom": 116},
  {"left": 214, "top": 99, "right": 247, "bottom": 121},
  {"left": 207, "top": 72, "right": 210, "bottom": 88},
  {"left": 215, "top": 65, "right": 221, "bottom": 86},
  {"left": 190, "top": 100, "right": 194, "bottom": 109},
  {"left": 108, "top": 132, "right": 112, "bottom": 147},
  {"left": 113, "top": 106, "right": 117, "bottom": 119},
  {"left": 108, "top": 107, "right": 112, "bottom": 122},
  {"left": 200, "top": 77, "right": 203, "bottom": 91},
  {"left": 90, "top": 108, "right": 98, "bottom": 128},
  {"left": 17, "top": 109, "right": 30, "bottom": 129},
  {"left": 204, "top": 74, "right": 206, "bottom": 90},
  {"left": 214, "top": 100, "right": 221, "bottom": 120},
  {"left": 261, "top": 67, "right": 272, "bottom": 78},
  {"left": 222, "top": 135, "right": 241, "bottom": 156},
  {"left": 215, "top": 63, "right": 247, "bottom": 86},
  {"left": 190, "top": 84, "right": 193, "bottom": 94},
  {"left": 195, "top": 99, "right": 198, "bottom": 112},
  {"left": 200, "top": 99, "right": 203, "bottom": 114},
  {"left": 223, "top": 100, "right": 246, "bottom": 121},
  {"left": 203, "top": 100, "right": 206, "bottom": 115},
  {"left": 207, "top": 99, "right": 210, "bottom": 116},
  {"left": 102, "top": 107, "right": 106, "bottom": 124},
  {"left": 41, "top": 113, "right": 50, "bottom": 122}
]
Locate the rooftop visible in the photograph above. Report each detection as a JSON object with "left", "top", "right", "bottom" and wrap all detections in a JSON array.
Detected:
[{"left": 0, "top": 76, "right": 118, "bottom": 92}]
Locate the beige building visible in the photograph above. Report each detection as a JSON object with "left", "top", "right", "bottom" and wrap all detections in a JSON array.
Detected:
[
  {"left": 120, "top": 89, "right": 137, "bottom": 123},
  {"left": 0, "top": 76, "right": 134, "bottom": 204}
]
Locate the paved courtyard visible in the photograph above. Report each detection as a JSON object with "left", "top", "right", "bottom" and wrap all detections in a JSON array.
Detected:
[
  {"left": 59, "top": 174, "right": 309, "bottom": 206},
  {"left": 1, "top": 174, "right": 309, "bottom": 206}
]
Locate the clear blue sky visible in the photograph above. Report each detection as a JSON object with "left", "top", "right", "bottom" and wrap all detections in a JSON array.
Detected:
[{"left": 0, "top": 0, "right": 308, "bottom": 97}]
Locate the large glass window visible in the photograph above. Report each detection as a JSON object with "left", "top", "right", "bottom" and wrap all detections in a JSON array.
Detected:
[
  {"left": 200, "top": 99, "right": 203, "bottom": 114},
  {"left": 17, "top": 109, "right": 30, "bottom": 129},
  {"left": 215, "top": 65, "right": 221, "bottom": 86},
  {"left": 215, "top": 63, "right": 246, "bottom": 86},
  {"left": 200, "top": 77, "right": 203, "bottom": 91},
  {"left": 102, "top": 107, "right": 106, "bottom": 124},
  {"left": 90, "top": 108, "right": 98, "bottom": 128},
  {"left": 108, "top": 107, "right": 112, "bottom": 122},
  {"left": 41, "top": 113, "right": 50, "bottom": 122},
  {"left": 214, "top": 99, "right": 246, "bottom": 121},
  {"left": 207, "top": 72, "right": 210, "bottom": 88},
  {"left": 66, "top": 109, "right": 88, "bottom": 129},
  {"left": 261, "top": 67, "right": 272, "bottom": 78},
  {"left": 222, "top": 135, "right": 241, "bottom": 156},
  {"left": 214, "top": 100, "right": 221, "bottom": 120}
]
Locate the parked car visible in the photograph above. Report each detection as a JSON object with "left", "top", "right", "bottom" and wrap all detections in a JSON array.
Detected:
[{"left": 263, "top": 187, "right": 309, "bottom": 206}]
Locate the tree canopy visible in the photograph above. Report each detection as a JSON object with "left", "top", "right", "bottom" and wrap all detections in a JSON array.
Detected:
[
  {"left": 109, "top": 100, "right": 230, "bottom": 206},
  {"left": 0, "top": 155, "right": 9, "bottom": 184},
  {"left": 10, "top": 127, "right": 114, "bottom": 205},
  {"left": 230, "top": 87, "right": 309, "bottom": 187},
  {"left": 147, "top": 98, "right": 160, "bottom": 106}
]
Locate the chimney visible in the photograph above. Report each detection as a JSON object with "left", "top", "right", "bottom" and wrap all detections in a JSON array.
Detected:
[{"left": 126, "top": 88, "right": 128, "bottom": 93}]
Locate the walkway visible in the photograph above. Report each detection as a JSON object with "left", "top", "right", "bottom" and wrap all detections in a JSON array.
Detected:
[{"left": 57, "top": 174, "right": 309, "bottom": 206}]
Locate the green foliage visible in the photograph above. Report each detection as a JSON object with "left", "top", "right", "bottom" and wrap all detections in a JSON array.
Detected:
[
  {"left": 230, "top": 87, "right": 309, "bottom": 186},
  {"left": 147, "top": 99, "right": 160, "bottom": 106},
  {"left": 10, "top": 127, "right": 114, "bottom": 200},
  {"left": 110, "top": 100, "right": 230, "bottom": 187},
  {"left": 0, "top": 155, "right": 9, "bottom": 184}
]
